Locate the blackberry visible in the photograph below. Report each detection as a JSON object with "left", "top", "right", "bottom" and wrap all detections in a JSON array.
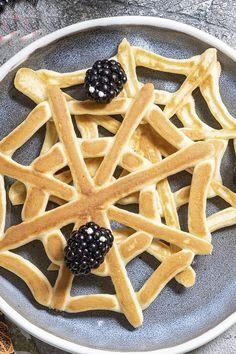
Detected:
[
  {"left": 64, "top": 222, "right": 114, "bottom": 275},
  {"left": 84, "top": 59, "right": 127, "bottom": 103}
]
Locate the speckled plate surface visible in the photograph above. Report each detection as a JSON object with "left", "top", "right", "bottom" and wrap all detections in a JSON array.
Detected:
[{"left": 0, "top": 17, "right": 235, "bottom": 354}]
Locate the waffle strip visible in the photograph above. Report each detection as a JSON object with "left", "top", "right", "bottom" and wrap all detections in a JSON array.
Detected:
[
  {"left": 133, "top": 125, "right": 196, "bottom": 287},
  {"left": 138, "top": 250, "right": 194, "bottom": 310},
  {"left": 94, "top": 84, "right": 154, "bottom": 186},
  {"left": 0, "top": 251, "right": 52, "bottom": 306},
  {"left": 188, "top": 160, "right": 214, "bottom": 241},
  {"left": 0, "top": 103, "right": 51, "bottom": 156}
]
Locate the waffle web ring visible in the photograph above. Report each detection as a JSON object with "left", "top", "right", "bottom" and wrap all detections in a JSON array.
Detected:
[{"left": 0, "top": 38, "right": 235, "bottom": 328}]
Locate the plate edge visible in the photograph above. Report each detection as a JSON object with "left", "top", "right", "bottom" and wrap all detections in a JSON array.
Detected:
[{"left": 0, "top": 15, "right": 235, "bottom": 354}]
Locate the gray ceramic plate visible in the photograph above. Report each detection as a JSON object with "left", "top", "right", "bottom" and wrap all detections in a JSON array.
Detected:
[{"left": 0, "top": 17, "right": 235, "bottom": 354}]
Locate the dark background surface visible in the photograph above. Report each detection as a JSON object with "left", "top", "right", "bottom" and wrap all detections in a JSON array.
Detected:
[
  {"left": 0, "top": 1, "right": 235, "bottom": 353},
  {"left": 0, "top": 0, "right": 236, "bottom": 68}
]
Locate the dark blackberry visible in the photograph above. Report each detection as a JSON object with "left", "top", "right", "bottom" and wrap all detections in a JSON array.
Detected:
[
  {"left": 85, "top": 59, "right": 127, "bottom": 103},
  {"left": 64, "top": 222, "right": 114, "bottom": 275}
]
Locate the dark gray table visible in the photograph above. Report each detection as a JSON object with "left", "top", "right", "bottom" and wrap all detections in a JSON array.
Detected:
[{"left": 0, "top": 1, "right": 235, "bottom": 353}]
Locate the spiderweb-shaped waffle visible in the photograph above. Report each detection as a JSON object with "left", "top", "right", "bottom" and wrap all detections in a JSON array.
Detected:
[{"left": 0, "top": 38, "right": 235, "bottom": 328}]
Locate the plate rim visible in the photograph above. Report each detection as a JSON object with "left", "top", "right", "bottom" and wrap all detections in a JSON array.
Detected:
[{"left": 0, "top": 15, "right": 235, "bottom": 354}]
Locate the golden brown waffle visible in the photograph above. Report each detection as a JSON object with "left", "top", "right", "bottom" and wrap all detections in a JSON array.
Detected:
[{"left": 0, "top": 38, "right": 235, "bottom": 328}]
